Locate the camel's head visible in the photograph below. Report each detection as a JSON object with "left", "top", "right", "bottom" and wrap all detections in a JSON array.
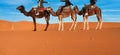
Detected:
[
  {"left": 16, "top": 5, "right": 25, "bottom": 13},
  {"left": 73, "top": 6, "right": 79, "bottom": 12},
  {"left": 73, "top": 6, "right": 78, "bottom": 10}
]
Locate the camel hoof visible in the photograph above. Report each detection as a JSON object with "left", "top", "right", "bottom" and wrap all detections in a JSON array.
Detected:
[
  {"left": 44, "top": 29, "right": 47, "bottom": 31},
  {"left": 96, "top": 27, "right": 99, "bottom": 30},
  {"left": 58, "top": 29, "right": 63, "bottom": 31},
  {"left": 58, "top": 29, "right": 61, "bottom": 31},
  {"left": 95, "top": 28, "right": 99, "bottom": 30},
  {"left": 69, "top": 28, "right": 72, "bottom": 31},
  {"left": 33, "top": 29, "right": 36, "bottom": 31},
  {"left": 73, "top": 28, "right": 76, "bottom": 31},
  {"left": 83, "top": 28, "right": 85, "bottom": 30},
  {"left": 96, "top": 28, "right": 102, "bottom": 30},
  {"left": 69, "top": 29, "right": 72, "bottom": 31},
  {"left": 95, "top": 29, "right": 98, "bottom": 30},
  {"left": 87, "top": 28, "right": 89, "bottom": 30}
]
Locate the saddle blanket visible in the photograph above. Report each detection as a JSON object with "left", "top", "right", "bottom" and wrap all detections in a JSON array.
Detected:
[{"left": 39, "top": 7, "right": 45, "bottom": 11}]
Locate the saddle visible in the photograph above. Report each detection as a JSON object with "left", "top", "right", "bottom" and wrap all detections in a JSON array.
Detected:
[
  {"left": 84, "top": 4, "right": 96, "bottom": 13},
  {"left": 38, "top": 7, "right": 46, "bottom": 12},
  {"left": 34, "top": 7, "right": 46, "bottom": 15},
  {"left": 62, "top": 6, "right": 71, "bottom": 12},
  {"left": 80, "top": 4, "right": 96, "bottom": 15},
  {"left": 56, "top": 6, "right": 71, "bottom": 15}
]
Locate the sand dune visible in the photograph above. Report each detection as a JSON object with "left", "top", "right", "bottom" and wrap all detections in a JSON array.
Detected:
[{"left": 0, "top": 20, "right": 120, "bottom": 55}]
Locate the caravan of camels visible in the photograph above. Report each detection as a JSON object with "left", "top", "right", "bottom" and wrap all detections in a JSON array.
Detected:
[{"left": 16, "top": 0, "right": 103, "bottom": 31}]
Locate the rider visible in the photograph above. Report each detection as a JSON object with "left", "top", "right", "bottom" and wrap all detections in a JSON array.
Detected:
[
  {"left": 90, "top": 0, "right": 97, "bottom": 8},
  {"left": 60, "top": 0, "right": 73, "bottom": 14},
  {"left": 36, "top": 0, "right": 48, "bottom": 15},
  {"left": 37, "top": 0, "right": 48, "bottom": 8},
  {"left": 79, "top": 0, "right": 97, "bottom": 15}
]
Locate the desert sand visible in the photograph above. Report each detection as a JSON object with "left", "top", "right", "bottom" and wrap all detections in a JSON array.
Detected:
[{"left": 0, "top": 20, "right": 120, "bottom": 55}]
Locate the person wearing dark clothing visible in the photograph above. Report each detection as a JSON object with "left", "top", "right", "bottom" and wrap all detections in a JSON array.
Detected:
[
  {"left": 61, "top": 0, "right": 73, "bottom": 6},
  {"left": 90, "top": 0, "right": 97, "bottom": 5},
  {"left": 90, "top": 0, "right": 97, "bottom": 9},
  {"left": 60, "top": 0, "right": 73, "bottom": 14},
  {"left": 80, "top": 0, "right": 97, "bottom": 15}
]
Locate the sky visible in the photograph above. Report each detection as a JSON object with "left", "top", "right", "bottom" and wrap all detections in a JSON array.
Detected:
[{"left": 0, "top": 0, "right": 120, "bottom": 24}]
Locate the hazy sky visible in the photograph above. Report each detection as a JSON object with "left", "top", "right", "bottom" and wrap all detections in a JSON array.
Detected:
[{"left": 0, "top": 0, "right": 120, "bottom": 24}]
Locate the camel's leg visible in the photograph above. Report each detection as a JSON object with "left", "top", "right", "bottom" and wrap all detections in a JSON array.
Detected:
[
  {"left": 61, "top": 21, "right": 64, "bottom": 31},
  {"left": 69, "top": 13, "right": 77, "bottom": 31},
  {"left": 98, "top": 18, "right": 103, "bottom": 30},
  {"left": 96, "top": 15, "right": 103, "bottom": 30},
  {"left": 58, "top": 21, "right": 62, "bottom": 31},
  {"left": 69, "top": 21, "right": 74, "bottom": 31},
  {"left": 99, "top": 19, "right": 103, "bottom": 30},
  {"left": 96, "top": 21, "right": 100, "bottom": 30},
  {"left": 74, "top": 21, "right": 77, "bottom": 30},
  {"left": 73, "top": 14, "right": 77, "bottom": 31},
  {"left": 44, "top": 16, "right": 50, "bottom": 31},
  {"left": 86, "top": 16, "right": 89, "bottom": 30},
  {"left": 69, "top": 20, "right": 77, "bottom": 31},
  {"left": 58, "top": 15, "right": 62, "bottom": 31},
  {"left": 99, "top": 9, "right": 103, "bottom": 30},
  {"left": 96, "top": 15, "right": 100, "bottom": 30},
  {"left": 83, "top": 16, "right": 87, "bottom": 30},
  {"left": 32, "top": 18, "right": 36, "bottom": 31}
]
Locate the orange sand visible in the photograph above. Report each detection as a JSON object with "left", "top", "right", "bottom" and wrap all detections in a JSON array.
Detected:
[{"left": 0, "top": 20, "right": 120, "bottom": 55}]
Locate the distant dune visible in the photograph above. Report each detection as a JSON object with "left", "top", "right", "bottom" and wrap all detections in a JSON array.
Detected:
[
  {"left": 0, "top": 20, "right": 120, "bottom": 31},
  {"left": 0, "top": 20, "right": 120, "bottom": 55}
]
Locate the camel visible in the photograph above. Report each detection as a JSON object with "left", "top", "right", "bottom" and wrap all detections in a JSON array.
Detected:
[
  {"left": 16, "top": 5, "right": 50, "bottom": 31},
  {"left": 74, "top": 5, "right": 103, "bottom": 30},
  {"left": 46, "top": 6, "right": 77, "bottom": 31}
]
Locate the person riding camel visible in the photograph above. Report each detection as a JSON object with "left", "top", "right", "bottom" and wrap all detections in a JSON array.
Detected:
[
  {"left": 79, "top": 0, "right": 97, "bottom": 15},
  {"left": 37, "top": 0, "right": 48, "bottom": 8},
  {"left": 90, "top": 0, "right": 97, "bottom": 8},
  {"left": 60, "top": 0, "right": 73, "bottom": 14},
  {"left": 36, "top": 0, "right": 48, "bottom": 15}
]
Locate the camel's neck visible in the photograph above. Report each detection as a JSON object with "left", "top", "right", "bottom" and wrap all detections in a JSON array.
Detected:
[
  {"left": 76, "top": 8, "right": 80, "bottom": 14},
  {"left": 74, "top": 6, "right": 80, "bottom": 14},
  {"left": 20, "top": 8, "right": 30, "bottom": 16},
  {"left": 49, "top": 10, "right": 57, "bottom": 16}
]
